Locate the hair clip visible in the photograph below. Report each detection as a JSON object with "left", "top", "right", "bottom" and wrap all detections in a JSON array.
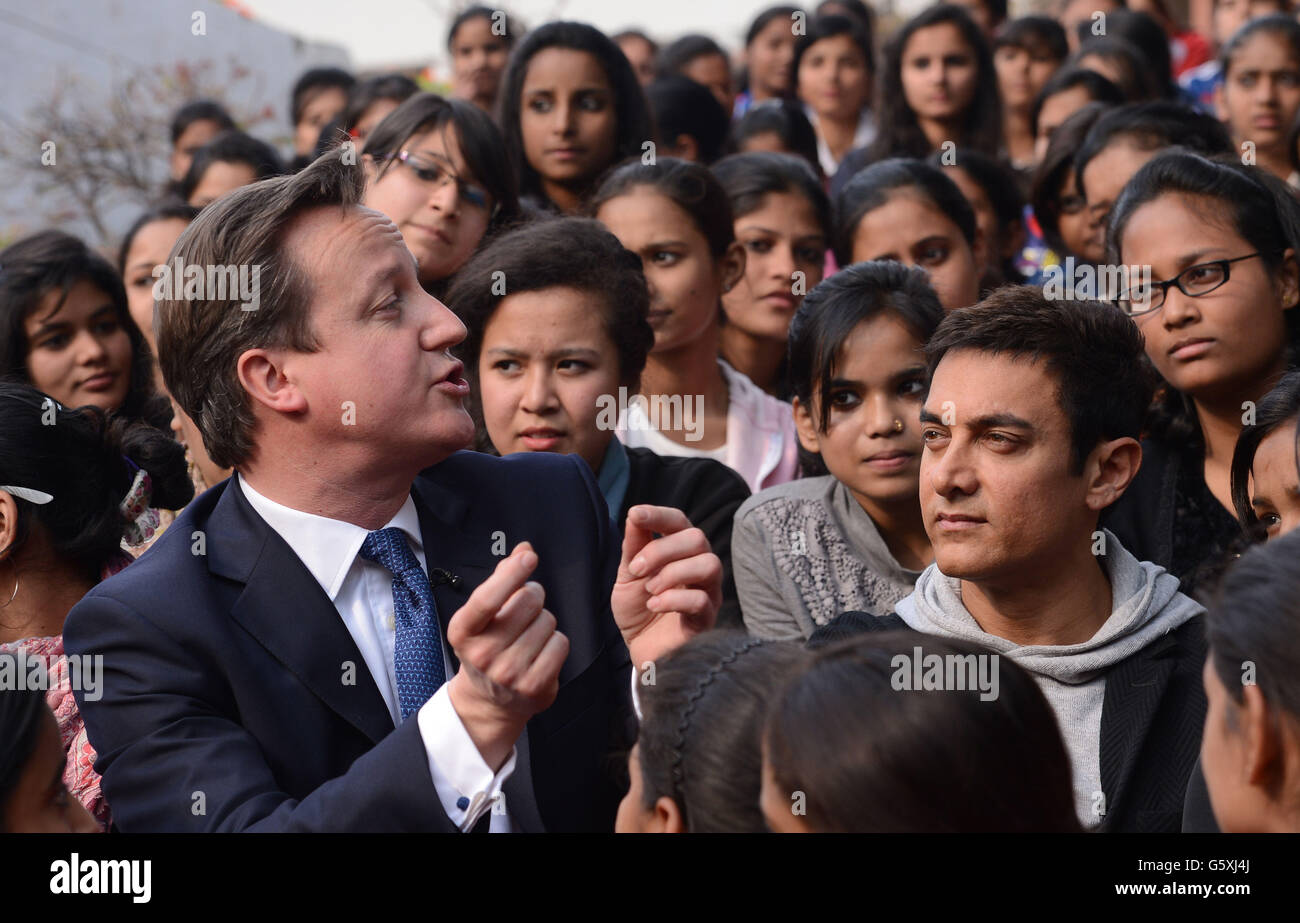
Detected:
[
  {"left": 0, "top": 485, "right": 53, "bottom": 505},
  {"left": 119, "top": 468, "right": 160, "bottom": 547}
]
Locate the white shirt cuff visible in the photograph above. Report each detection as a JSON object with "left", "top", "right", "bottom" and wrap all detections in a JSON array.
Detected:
[{"left": 417, "top": 683, "right": 517, "bottom": 832}]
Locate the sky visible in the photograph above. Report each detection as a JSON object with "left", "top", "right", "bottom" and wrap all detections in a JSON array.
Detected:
[{"left": 238, "top": 0, "right": 916, "bottom": 71}]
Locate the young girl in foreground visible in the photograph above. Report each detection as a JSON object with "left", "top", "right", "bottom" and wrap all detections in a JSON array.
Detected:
[
  {"left": 592, "top": 158, "right": 801, "bottom": 492},
  {"left": 735, "top": 260, "right": 942, "bottom": 640}
]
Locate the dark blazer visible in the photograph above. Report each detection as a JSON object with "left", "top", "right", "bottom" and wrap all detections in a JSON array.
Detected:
[
  {"left": 621, "top": 447, "right": 750, "bottom": 630},
  {"left": 63, "top": 450, "right": 634, "bottom": 832},
  {"left": 809, "top": 610, "right": 1208, "bottom": 833}
]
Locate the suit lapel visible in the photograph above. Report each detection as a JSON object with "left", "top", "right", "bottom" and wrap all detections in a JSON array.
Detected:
[
  {"left": 411, "top": 470, "right": 548, "bottom": 831},
  {"left": 208, "top": 477, "right": 396, "bottom": 744},
  {"left": 1099, "top": 632, "right": 1179, "bottom": 821}
]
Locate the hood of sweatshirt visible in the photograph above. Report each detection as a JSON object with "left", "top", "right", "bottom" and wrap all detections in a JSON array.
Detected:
[{"left": 894, "top": 530, "right": 1203, "bottom": 684}]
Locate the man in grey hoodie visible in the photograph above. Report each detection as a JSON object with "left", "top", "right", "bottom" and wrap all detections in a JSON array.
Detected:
[{"left": 812, "top": 287, "right": 1208, "bottom": 832}]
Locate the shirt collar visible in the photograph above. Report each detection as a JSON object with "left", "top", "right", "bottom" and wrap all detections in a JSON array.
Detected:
[
  {"left": 596, "top": 437, "right": 631, "bottom": 522},
  {"left": 237, "top": 472, "right": 424, "bottom": 600}
]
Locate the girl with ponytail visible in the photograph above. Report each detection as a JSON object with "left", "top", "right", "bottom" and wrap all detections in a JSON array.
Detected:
[{"left": 0, "top": 381, "right": 193, "bottom": 829}]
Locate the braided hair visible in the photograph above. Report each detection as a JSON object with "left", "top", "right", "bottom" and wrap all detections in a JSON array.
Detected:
[{"left": 635, "top": 631, "right": 808, "bottom": 833}]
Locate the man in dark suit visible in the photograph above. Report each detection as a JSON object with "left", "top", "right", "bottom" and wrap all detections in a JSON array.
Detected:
[
  {"left": 808, "top": 287, "right": 1206, "bottom": 832},
  {"left": 63, "top": 154, "right": 720, "bottom": 832}
]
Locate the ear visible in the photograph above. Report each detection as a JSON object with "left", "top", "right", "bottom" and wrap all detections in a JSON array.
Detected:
[
  {"left": 648, "top": 795, "right": 687, "bottom": 833},
  {"left": 0, "top": 490, "right": 19, "bottom": 559},
  {"left": 361, "top": 153, "right": 380, "bottom": 186},
  {"left": 1083, "top": 436, "right": 1142, "bottom": 512},
  {"left": 969, "top": 224, "right": 989, "bottom": 275},
  {"left": 236, "top": 348, "right": 308, "bottom": 416},
  {"left": 672, "top": 134, "right": 701, "bottom": 163},
  {"left": 1003, "top": 219, "right": 1026, "bottom": 264},
  {"left": 1275, "top": 247, "right": 1300, "bottom": 310},
  {"left": 792, "top": 396, "right": 823, "bottom": 455},
  {"left": 1239, "top": 682, "right": 1285, "bottom": 790},
  {"left": 719, "top": 240, "right": 746, "bottom": 296}
]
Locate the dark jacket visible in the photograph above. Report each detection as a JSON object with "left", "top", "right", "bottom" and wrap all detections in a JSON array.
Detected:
[
  {"left": 810, "top": 610, "right": 1208, "bottom": 833},
  {"left": 64, "top": 451, "right": 635, "bottom": 832},
  {"left": 620, "top": 447, "right": 750, "bottom": 630}
]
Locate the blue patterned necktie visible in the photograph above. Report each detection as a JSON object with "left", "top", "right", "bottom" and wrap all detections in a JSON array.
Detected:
[{"left": 359, "top": 527, "right": 446, "bottom": 721}]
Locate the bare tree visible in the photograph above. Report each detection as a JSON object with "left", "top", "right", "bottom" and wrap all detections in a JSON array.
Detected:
[{"left": 0, "top": 56, "right": 278, "bottom": 245}]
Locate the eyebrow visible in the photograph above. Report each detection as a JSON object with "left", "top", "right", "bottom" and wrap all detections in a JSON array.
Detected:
[
  {"left": 361, "top": 257, "right": 414, "bottom": 300},
  {"left": 919, "top": 409, "right": 1036, "bottom": 431},
  {"left": 29, "top": 304, "right": 116, "bottom": 338},
  {"left": 828, "top": 365, "right": 926, "bottom": 389},
  {"left": 485, "top": 346, "right": 603, "bottom": 359},
  {"left": 737, "top": 224, "right": 826, "bottom": 242}
]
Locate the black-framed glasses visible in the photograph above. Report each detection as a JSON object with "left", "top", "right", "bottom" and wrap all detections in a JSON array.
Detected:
[
  {"left": 1115, "top": 252, "right": 1267, "bottom": 317},
  {"left": 388, "top": 149, "right": 495, "bottom": 214}
]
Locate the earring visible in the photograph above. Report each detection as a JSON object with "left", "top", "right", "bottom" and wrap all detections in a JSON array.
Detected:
[
  {"left": 0, "top": 557, "right": 17, "bottom": 609},
  {"left": 893, "top": 419, "right": 904, "bottom": 433}
]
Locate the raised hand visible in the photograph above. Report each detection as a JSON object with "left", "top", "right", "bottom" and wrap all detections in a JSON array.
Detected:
[
  {"left": 611, "top": 505, "right": 721, "bottom": 672},
  {"left": 446, "top": 542, "right": 569, "bottom": 770}
]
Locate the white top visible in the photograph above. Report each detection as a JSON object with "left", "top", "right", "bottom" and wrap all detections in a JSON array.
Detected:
[
  {"left": 618, "top": 360, "right": 801, "bottom": 493},
  {"left": 805, "top": 105, "right": 877, "bottom": 178},
  {"left": 238, "top": 473, "right": 515, "bottom": 832}
]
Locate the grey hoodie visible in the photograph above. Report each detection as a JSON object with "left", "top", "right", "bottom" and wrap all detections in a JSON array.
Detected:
[{"left": 894, "top": 529, "right": 1204, "bottom": 828}]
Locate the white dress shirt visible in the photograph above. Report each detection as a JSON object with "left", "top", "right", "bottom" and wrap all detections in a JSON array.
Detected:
[{"left": 238, "top": 473, "right": 515, "bottom": 832}]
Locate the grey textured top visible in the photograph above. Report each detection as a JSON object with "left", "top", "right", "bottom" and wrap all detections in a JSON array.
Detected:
[{"left": 733, "top": 476, "right": 922, "bottom": 640}]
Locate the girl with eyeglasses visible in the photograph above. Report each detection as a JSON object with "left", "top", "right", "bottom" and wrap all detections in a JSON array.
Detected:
[
  {"left": 1102, "top": 150, "right": 1300, "bottom": 593},
  {"left": 362, "top": 93, "right": 520, "bottom": 298}
]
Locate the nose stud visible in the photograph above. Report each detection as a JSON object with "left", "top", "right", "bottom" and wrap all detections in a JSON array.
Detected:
[{"left": 893, "top": 419, "right": 904, "bottom": 432}]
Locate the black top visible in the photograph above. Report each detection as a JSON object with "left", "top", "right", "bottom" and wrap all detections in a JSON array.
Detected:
[
  {"left": 620, "top": 447, "right": 751, "bottom": 630},
  {"left": 1102, "top": 436, "right": 1241, "bottom": 598}
]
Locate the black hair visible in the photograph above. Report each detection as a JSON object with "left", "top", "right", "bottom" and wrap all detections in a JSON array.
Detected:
[
  {"left": 498, "top": 21, "right": 654, "bottom": 209},
  {"left": 637, "top": 632, "right": 809, "bottom": 833},
  {"left": 177, "top": 131, "right": 286, "bottom": 203},
  {"left": 711, "top": 150, "right": 831, "bottom": 237},
  {"left": 341, "top": 73, "right": 420, "bottom": 137},
  {"left": 792, "top": 13, "right": 876, "bottom": 84},
  {"left": 290, "top": 67, "right": 355, "bottom": 126},
  {"left": 994, "top": 15, "right": 1069, "bottom": 61},
  {"left": 790, "top": 260, "right": 944, "bottom": 434},
  {"left": 1083, "top": 9, "right": 1176, "bottom": 98},
  {"left": 169, "top": 99, "right": 236, "bottom": 145},
  {"left": 646, "top": 76, "right": 729, "bottom": 164},
  {"left": 726, "top": 99, "right": 823, "bottom": 177},
  {"left": 815, "top": 0, "right": 874, "bottom": 33},
  {"left": 1067, "top": 37, "right": 1156, "bottom": 100},
  {"left": 1219, "top": 13, "right": 1300, "bottom": 79},
  {"left": 1030, "top": 101, "right": 1109, "bottom": 255},
  {"left": 656, "top": 33, "right": 730, "bottom": 80},
  {"left": 930, "top": 148, "right": 1025, "bottom": 285},
  {"left": 446, "top": 217, "right": 653, "bottom": 452},
  {"left": 589, "top": 157, "right": 736, "bottom": 258},
  {"left": 0, "top": 381, "right": 192, "bottom": 580},
  {"left": 116, "top": 199, "right": 202, "bottom": 276},
  {"left": 748, "top": 5, "right": 804, "bottom": 47},
  {"left": 446, "top": 5, "right": 521, "bottom": 49},
  {"left": 0, "top": 661, "right": 47, "bottom": 832},
  {"left": 833, "top": 157, "right": 976, "bottom": 266},
  {"left": 1110, "top": 152, "right": 1300, "bottom": 446},
  {"left": 1207, "top": 528, "right": 1300, "bottom": 722},
  {"left": 1231, "top": 370, "right": 1300, "bottom": 528},
  {"left": 1029, "top": 65, "right": 1125, "bottom": 137},
  {"left": 1076, "top": 101, "right": 1234, "bottom": 199},
  {"left": 363, "top": 92, "right": 521, "bottom": 251},
  {"left": 0, "top": 230, "right": 168, "bottom": 431},
  {"left": 764, "top": 632, "right": 1081, "bottom": 832},
  {"left": 925, "top": 285, "right": 1153, "bottom": 472},
  {"left": 868, "top": 5, "right": 1002, "bottom": 161}
]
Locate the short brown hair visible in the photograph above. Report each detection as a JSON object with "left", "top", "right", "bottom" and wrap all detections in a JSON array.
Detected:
[{"left": 157, "top": 153, "right": 364, "bottom": 469}]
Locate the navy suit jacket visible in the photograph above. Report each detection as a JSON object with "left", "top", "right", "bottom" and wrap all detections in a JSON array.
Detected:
[{"left": 63, "top": 451, "right": 634, "bottom": 832}]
